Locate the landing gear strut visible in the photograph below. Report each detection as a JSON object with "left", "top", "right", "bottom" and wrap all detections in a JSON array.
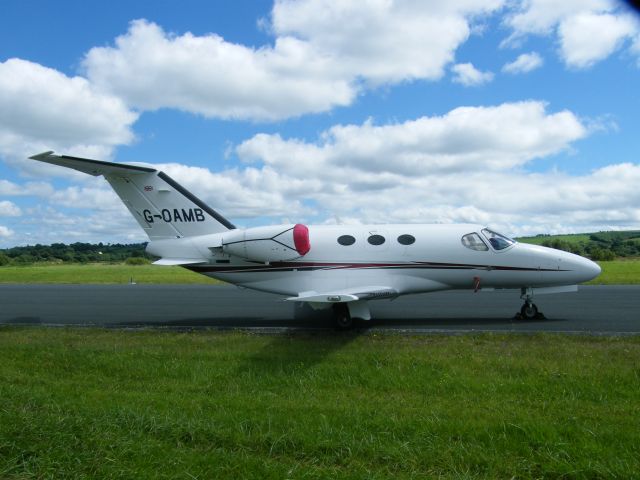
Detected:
[{"left": 517, "top": 287, "right": 545, "bottom": 320}]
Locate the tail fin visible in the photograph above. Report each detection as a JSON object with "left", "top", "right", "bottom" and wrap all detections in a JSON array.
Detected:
[{"left": 30, "top": 151, "right": 235, "bottom": 239}]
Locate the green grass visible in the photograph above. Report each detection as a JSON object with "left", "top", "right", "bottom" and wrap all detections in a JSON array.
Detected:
[
  {"left": 588, "top": 259, "right": 640, "bottom": 285},
  {"left": 0, "top": 329, "right": 639, "bottom": 479},
  {"left": 0, "top": 263, "right": 220, "bottom": 284}
]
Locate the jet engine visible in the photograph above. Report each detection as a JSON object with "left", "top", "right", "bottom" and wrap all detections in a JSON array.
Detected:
[{"left": 221, "top": 224, "right": 311, "bottom": 263}]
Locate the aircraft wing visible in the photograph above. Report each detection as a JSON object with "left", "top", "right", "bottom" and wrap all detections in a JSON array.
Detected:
[
  {"left": 152, "top": 258, "right": 209, "bottom": 266},
  {"left": 286, "top": 286, "right": 398, "bottom": 304}
]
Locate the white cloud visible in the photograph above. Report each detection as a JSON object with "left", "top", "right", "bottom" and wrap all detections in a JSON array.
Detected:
[
  {"left": 236, "top": 102, "right": 587, "bottom": 190},
  {"left": 0, "top": 58, "right": 138, "bottom": 173},
  {"left": 504, "top": 0, "right": 640, "bottom": 68},
  {"left": 13, "top": 205, "right": 146, "bottom": 246},
  {"left": 238, "top": 101, "right": 586, "bottom": 177},
  {"left": 0, "top": 200, "right": 21, "bottom": 217},
  {"left": 271, "top": 0, "right": 502, "bottom": 85},
  {"left": 451, "top": 62, "right": 494, "bottom": 86},
  {"left": 502, "top": 51, "right": 543, "bottom": 73},
  {"left": 226, "top": 102, "right": 637, "bottom": 234},
  {"left": 83, "top": 1, "right": 505, "bottom": 120},
  {"left": 559, "top": 12, "right": 638, "bottom": 68},
  {"left": 0, "top": 179, "right": 55, "bottom": 197},
  {"left": 505, "top": 0, "right": 611, "bottom": 35},
  {"left": 83, "top": 20, "right": 354, "bottom": 121},
  {"left": 0, "top": 225, "right": 14, "bottom": 238}
]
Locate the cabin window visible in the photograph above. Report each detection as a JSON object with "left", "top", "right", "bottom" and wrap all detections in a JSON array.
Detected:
[
  {"left": 397, "top": 234, "right": 415, "bottom": 245},
  {"left": 461, "top": 232, "right": 489, "bottom": 251},
  {"left": 367, "top": 234, "right": 386, "bottom": 245},
  {"left": 481, "top": 228, "right": 515, "bottom": 251},
  {"left": 337, "top": 235, "right": 356, "bottom": 246}
]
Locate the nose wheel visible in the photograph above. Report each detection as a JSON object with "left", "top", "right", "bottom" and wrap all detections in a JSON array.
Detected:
[
  {"left": 520, "top": 301, "right": 539, "bottom": 320},
  {"left": 517, "top": 288, "right": 545, "bottom": 320}
]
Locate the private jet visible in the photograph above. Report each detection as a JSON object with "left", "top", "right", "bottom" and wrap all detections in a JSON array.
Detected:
[{"left": 31, "top": 151, "right": 601, "bottom": 328}]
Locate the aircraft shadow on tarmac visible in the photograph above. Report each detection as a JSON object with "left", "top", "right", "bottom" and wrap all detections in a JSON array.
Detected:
[{"left": 106, "top": 312, "right": 566, "bottom": 330}]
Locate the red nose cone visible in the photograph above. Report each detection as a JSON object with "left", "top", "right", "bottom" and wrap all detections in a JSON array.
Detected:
[{"left": 293, "top": 223, "right": 311, "bottom": 256}]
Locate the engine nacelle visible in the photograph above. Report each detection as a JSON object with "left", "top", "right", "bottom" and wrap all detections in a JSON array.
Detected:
[{"left": 221, "top": 224, "right": 310, "bottom": 263}]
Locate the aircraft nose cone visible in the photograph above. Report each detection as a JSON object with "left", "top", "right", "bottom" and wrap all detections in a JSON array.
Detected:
[
  {"left": 585, "top": 258, "right": 602, "bottom": 281},
  {"left": 569, "top": 255, "right": 601, "bottom": 283}
]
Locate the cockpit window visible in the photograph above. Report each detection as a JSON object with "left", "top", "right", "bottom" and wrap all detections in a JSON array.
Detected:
[
  {"left": 461, "top": 233, "right": 489, "bottom": 251},
  {"left": 481, "top": 228, "right": 515, "bottom": 250}
]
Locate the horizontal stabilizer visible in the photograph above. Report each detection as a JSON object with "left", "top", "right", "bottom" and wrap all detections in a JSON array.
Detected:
[{"left": 29, "top": 151, "right": 156, "bottom": 176}]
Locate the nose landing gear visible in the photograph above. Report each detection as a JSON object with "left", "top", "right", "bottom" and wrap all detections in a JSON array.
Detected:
[{"left": 517, "top": 287, "right": 545, "bottom": 320}]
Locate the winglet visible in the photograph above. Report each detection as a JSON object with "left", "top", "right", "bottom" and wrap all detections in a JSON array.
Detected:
[{"left": 29, "top": 151, "right": 55, "bottom": 161}]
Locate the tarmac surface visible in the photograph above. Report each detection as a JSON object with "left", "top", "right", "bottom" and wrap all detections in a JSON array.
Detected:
[{"left": 1, "top": 284, "right": 638, "bottom": 334}]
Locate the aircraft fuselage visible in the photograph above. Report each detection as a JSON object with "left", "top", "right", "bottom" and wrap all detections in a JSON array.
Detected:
[{"left": 150, "top": 223, "right": 600, "bottom": 297}]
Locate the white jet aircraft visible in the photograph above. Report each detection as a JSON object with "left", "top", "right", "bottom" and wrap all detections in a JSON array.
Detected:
[{"left": 31, "top": 151, "right": 601, "bottom": 328}]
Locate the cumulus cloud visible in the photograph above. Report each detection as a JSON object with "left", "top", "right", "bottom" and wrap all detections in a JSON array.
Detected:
[
  {"left": 502, "top": 52, "right": 543, "bottom": 73},
  {"left": 0, "top": 225, "right": 14, "bottom": 238},
  {"left": 0, "top": 59, "right": 138, "bottom": 172},
  {"left": 0, "top": 200, "right": 21, "bottom": 217},
  {"left": 504, "top": 0, "right": 640, "bottom": 68},
  {"left": 0, "top": 179, "right": 55, "bottom": 197},
  {"left": 218, "top": 101, "right": 640, "bottom": 234},
  {"left": 11, "top": 205, "right": 146, "bottom": 246},
  {"left": 237, "top": 101, "right": 586, "bottom": 175},
  {"left": 505, "top": 0, "right": 611, "bottom": 35},
  {"left": 83, "top": 20, "right": 354, "bottom": 120},
  {"left": 83, "top": 1, "right": 505, "bottom": 120},
  {"left": 559, "top": 12, "right": 638, "bottom": 68},
  {"left": 271, "top": 0, "right": 503, "bottom": 85},
  {"left": 451, "top": 63, "right": 494, "bottom": 86}
]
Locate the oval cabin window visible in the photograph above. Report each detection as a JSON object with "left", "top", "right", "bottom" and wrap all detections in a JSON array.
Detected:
[
  {"left": 397, "top": 234, "right": 415, "bottom": 245},
  {"left": 337, "top": 235, "right": 356, "bottom": 246},
  {"left": 367, "top": 234, "right": 386, "bottom": 245}
]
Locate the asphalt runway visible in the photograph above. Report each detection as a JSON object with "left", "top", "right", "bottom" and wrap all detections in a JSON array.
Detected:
[{"left": 0, "top": 284, "right": 638, "bottom": 333}]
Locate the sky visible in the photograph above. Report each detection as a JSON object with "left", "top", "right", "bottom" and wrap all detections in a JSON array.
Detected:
[{"left": 1, "top": 0, "right": 639, "bottom": 247}]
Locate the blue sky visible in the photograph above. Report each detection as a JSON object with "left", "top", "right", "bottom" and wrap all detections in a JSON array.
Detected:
[{"left": 1, "top": 0, "right": 639, "bottom": 246}]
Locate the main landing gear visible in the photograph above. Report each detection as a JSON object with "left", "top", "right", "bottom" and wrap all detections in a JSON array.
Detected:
[
  {"left": 517, "top": 287, "right": 545, "bottom": 320},
  {"left": 333, "top": 303, "right": 353, "bottom": 330}
]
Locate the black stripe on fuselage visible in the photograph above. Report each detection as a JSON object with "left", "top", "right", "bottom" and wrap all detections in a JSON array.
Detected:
[{"left": 185, "top": 261, "right": 568, "bottom": 274}]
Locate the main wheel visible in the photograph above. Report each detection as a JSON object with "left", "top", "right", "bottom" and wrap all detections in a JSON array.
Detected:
[
  {"left": 520, "top": 302, "right": 539, "bottom": 320},
  {"left": 333, "top": 304, "right": 353, "bottom": 330}
]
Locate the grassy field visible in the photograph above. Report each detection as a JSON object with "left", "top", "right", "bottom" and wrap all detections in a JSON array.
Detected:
[
  {"left": 0, "top": 328, "right": 638, "bottom": 478},
  {"left": 0, "top": 259, "right": 639, "bottom": 284},
  {"left": 0, "top": 263, "right": 220, "bottom": 284},
  {"left": 587, "top": 259, "right": 640, "bottom": 285}
]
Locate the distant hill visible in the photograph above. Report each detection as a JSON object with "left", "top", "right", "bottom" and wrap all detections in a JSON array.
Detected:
[{"left": 517, "top": 231, "right": 640, "bottom": 260}]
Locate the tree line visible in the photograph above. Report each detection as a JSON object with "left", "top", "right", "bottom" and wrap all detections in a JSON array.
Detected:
[
  {"left": 0, "top": 242, "right": 150, "bottom": 266},
  {"left": 533, "top": 232, "right": 640, "bottom": 261}
]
